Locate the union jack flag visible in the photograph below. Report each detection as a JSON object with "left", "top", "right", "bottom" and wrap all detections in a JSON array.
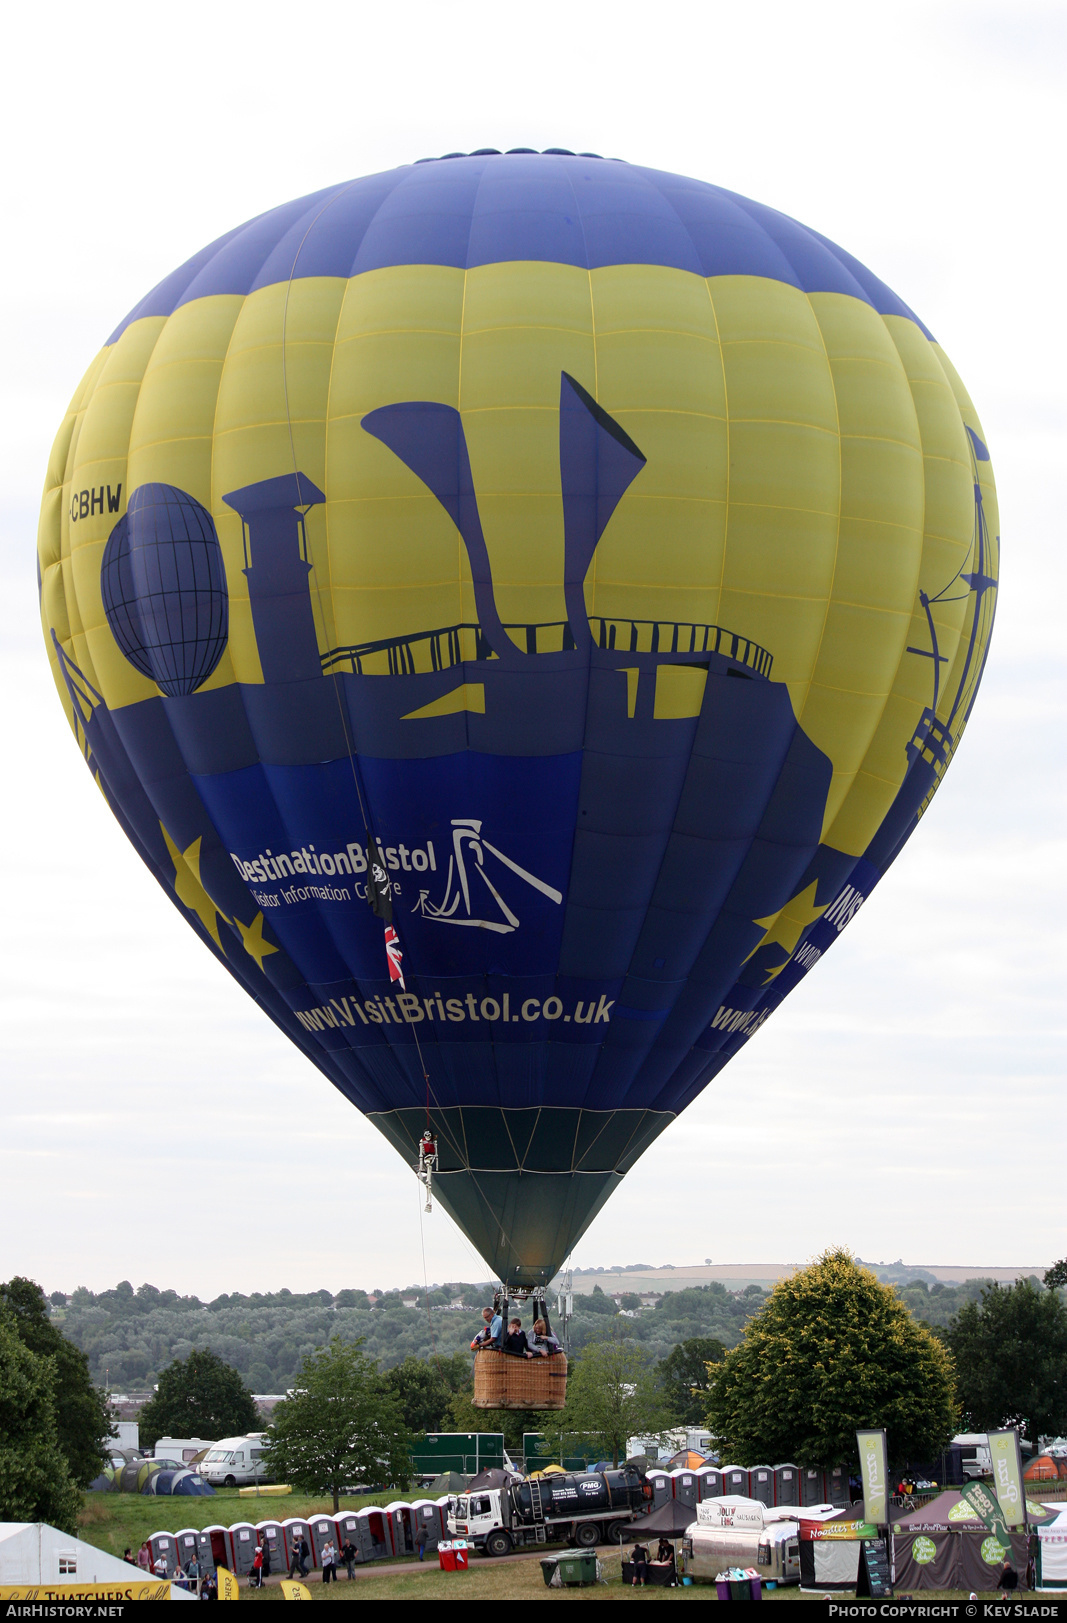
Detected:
[{"left": 384, "top": 924, "right": 405, "bottom": 989}]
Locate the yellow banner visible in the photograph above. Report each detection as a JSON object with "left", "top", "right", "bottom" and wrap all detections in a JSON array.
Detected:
[
  {"left": 280, "top": 1579, "right": 313, "bottom": 1599},
  {"left": 988, "top": 1429, "right": 1027, "bottom": 1527},
  {"left": 856, "top": 1428, "right": 889, "bottom": 1526},
  {"left": 217, "top": 1565, "right": 241, "bottom": 1600},
  {"left": 0, "top": 1582, "right": 171, "bottom": 1600}
]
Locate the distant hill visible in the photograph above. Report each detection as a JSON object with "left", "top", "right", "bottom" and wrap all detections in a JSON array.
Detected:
[{"left": 45, "top": 1269, "right": 1028, "bottom": 1394}]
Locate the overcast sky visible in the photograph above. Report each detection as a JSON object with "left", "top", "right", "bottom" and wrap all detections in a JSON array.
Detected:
[{"left": 1, "top": 1, "right": 1063, "bottom": 1299}]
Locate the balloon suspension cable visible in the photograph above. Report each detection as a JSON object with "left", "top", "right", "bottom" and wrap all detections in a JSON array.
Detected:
[{"left": 416, "top": 1177, "right": 443, "bottom": 1371}]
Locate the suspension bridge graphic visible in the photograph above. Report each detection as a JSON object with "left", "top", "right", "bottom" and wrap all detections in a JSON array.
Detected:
[{"left": 412, "top": 818, "right": 563, "bottom": 934}]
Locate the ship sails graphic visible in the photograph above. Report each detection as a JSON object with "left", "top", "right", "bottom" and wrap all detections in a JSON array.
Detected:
[{"left": 412, "top": 818, "right": 563, "bottom": 934}]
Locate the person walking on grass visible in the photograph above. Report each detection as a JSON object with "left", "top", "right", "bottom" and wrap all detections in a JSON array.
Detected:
[{"left": 321, "top": 1538, "right": 337, "bottom": 1583}]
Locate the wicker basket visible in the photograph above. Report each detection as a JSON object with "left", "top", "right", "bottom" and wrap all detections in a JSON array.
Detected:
[{"left": 472, "top": 1349, "right": 568, "bottom": 1410}]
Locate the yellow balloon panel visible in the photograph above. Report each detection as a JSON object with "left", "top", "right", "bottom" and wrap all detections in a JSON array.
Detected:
[{"left": 40, "top": 258, "right": 996, "bottom": 869}]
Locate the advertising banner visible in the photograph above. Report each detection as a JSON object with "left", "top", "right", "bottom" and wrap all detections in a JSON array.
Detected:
[
  {"left": 961, "top": 1478, "right": 1013, "bottom": 1544},
  {"left": 0, "top": 1582, "right": 171, "bottom": 1601},
  {"left": 856, "top": 1428, "right": 889, "bottom": 1526},
  {"left": 988, "top": 1428, "right": 1027, "bottom": 1527},
  {"left": 696, "top": 1499, "right": 764, "bottom": 1531}
]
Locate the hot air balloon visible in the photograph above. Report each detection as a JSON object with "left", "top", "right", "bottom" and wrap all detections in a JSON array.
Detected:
[{"left": 38, "top": 152, "right": 997, "bottom": 1332}]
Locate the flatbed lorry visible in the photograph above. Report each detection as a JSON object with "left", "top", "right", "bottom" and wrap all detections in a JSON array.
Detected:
[{"left": 449, "top": 1464, "right": 652, "bottom": 1556}]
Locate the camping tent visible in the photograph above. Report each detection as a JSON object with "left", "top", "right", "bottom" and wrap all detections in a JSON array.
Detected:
[
  {"left": 426, "top": 1471, "right": 468, "bottom": 1495},
  {"left": 1026, "top": 1456, "right": 1067, "bottom": 1482},
  {"left": 140, "top": 1468, "right": 214, "bottom": 1496},
  {"left": 892, "top": 1491, "right": 1039, "bottom": 1591}
]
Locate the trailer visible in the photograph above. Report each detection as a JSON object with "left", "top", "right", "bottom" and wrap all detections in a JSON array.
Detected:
[
  {"left": 449, "top": 1464, "right": 652, "bottom": 1556},
  {"left": 679, "top": 1498, "right": 801, "bottom": 1587}
]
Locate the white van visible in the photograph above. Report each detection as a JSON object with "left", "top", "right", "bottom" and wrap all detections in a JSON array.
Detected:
[{"left": 199, "top": 1434, "right": 271, "bottom": 1487}]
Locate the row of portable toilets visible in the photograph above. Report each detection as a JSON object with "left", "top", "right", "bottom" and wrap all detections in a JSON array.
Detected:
[
  {"left": 148, "top": 1464, "right": 851, "bottom": 1578},
  {"left": 151, "top": 1501, "right": 452, "bottom": 1579},
  {"left": 646, "top": 1462, "right": 852, "bottom": 1512}
]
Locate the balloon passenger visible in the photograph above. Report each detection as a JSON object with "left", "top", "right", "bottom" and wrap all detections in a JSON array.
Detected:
[
  {"left": 529, "top": 1318, "right": 560, "bottom": 1356},
  {"left": 503, "top": 1318, "right": 533, "bottom": 1357}
]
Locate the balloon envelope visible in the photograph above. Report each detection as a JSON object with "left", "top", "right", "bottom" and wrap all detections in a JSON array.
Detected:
[{"left": 38, "top": 152, "right": 998, "bottom": 1286}]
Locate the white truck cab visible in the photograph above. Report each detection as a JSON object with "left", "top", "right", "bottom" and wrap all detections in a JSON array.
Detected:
[{"left": 199, "top": 1434, "right": 270, "bottom": 1487}]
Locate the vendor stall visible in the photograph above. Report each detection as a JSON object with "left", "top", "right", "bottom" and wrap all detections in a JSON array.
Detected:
[
  {"left": 798, "top": 1507, "right": 875, "bottom": 1590},
  {"left": 1037, "top": 1505, "right": 1067, "bottom": 1590},
  {"left": 891, "top": 1491, "right": 1043, "bottom": 1592}
]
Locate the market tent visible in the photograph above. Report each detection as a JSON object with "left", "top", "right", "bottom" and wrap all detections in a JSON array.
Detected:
[
  {"left": 1037, "top": 1506, "right": 1067, "bottom": 1589},
  {"left": 892, "top": 1490, "right": 1035, "bottom": 1591},
  {"left": 0, "top": 1523, "right": 193, "bottom": 1598},
  {"left": 798, "top": 1507, "right": 872, "bottom": 1591},
  {"left": 621, "top": 1500, "right": 698, "bottom": 1539}
]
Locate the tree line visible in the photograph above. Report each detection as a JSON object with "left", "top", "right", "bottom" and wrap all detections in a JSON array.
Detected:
[{"left": 5, "top": 1257, "right": 1067, "bottom": 1531}]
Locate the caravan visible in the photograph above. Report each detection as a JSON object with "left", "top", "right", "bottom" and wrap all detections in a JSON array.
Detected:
[{"left": 200, "top": 1435, "right": 271, "bottom": 1488}]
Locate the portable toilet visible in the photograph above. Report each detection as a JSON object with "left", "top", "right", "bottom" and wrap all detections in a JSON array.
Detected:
[
  {"left": 826, "top": 1463, "right": 850, "bottom": 1507},
  {"left": 801, "top": 1467, "right": 827, "bottom": 1506},
  {"left": 696, "top": 1466, "right": 724, "bottom": 1501},
  {"left": 749, "top": 1465, "right": 775, "bottom": 1507},
  {"left": 146, "top": 1532, "right": 179, "bottom": 1577},
  {"left": 356, "top": 1507, "right": 394, "bottom": 1560},
  {"left": 307, "top": 1514, "right": 336, "bottom": 1566},
  {"left": 332, "top": 1511, "right": 362, "bottom": 1563},
  {"left": 722, "top": 1465, "right": 750, "bottom": 1496},
  {"left": 255, "top": 1520, "right": 284, "bottom": 1572},
  {"left": 774, "top": 1464, "right": 800, "bottom": 1506},
  {"left": 227, "top": 1522, "right": 258, "bottom": 1576},
  {"left": 203, "top": 1525, "right": 230, "bottom": 1572},
  {"left": 646, "top": 1469, "right": 672, "bottom": 1510},
  {"left": 385, "top": 1502, "right": 416, "bottom": 1556},
  {"left": 282, "top": 1518, "right": 314, "bottom": 1571},
  {"left": 670, "top": 1468, "right": 699, "bottom": 1509},
  {"left": 174, "top": 1528, "right": 212, "bottom": 1573},
  {"left": 410, "top": 1500, "right": 447, "bottom": 1552}
]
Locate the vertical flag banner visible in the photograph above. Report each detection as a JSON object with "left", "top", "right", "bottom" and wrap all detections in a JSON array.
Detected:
[
  {"left": 961, "top": 1479, "right": 1013, "bottom": 1544},
  {"left": 280, "top": 1579, "right": 313, "bottom": 1599},
  {"left": 216, "top": 1565, "right": 240, "bottom": 1600},
  {"left": 384, "top": 924, "right": 405, "bottom": 989},
  {"left": 856, "top": 1429, "right": 889, "bottom": 1526},
  {"left": 988, "top": 1429, "right": 1027, "bottom": 1527}
]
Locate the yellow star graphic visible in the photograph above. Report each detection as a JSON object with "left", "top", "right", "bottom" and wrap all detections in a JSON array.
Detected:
[
  {"left": 161, "top": 825, "right": 229, "bottom": 949},
  {"left": 234, "top": 911, "right": 279, "bottom": 972},
  {"left": 744, "top": 880, "right": 828, "bottom": 982}
]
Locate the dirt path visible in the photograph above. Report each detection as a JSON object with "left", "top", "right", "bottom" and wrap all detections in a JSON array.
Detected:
[{"left": 247, "top": 1544, "right": 615, "bottom": 1589}]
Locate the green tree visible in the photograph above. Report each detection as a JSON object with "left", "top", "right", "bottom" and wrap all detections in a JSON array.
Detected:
[
  {"left": 946, "top": 1279, "right": 1067, "bottom": 1447},
  {"left": 577, "top": 1285, "right": 617, "bottom": 1316},
  {"left": 383, "top": 1353, "right": 470, "bottom": 1432},
  {"left": 137, "top": 1348, "right": 258, "bottom": 1449},
  {"left": 0, "top": 1277, "right": 110, "bottom": 1487},
  {"left": 445, "top": 1385, "right": 544, "bottom": 1456},
  {"left": 620, "top": 1293, "right": 642, "bottom": 1312},
  {"left": 265, "top": 1338, "right": 412, "bottom": 1511},
  {"left": 0, "top": 1305, "right": 82, "bottom": 1532},
  {"left": 544, "top": 1324, "right": 669, "bottom": 1468},
  {"left": 658, "top": 1336, "right": 726, "bottom": 1425},
  {"left": 705, "top": 1249, "right": 956, "bottom": 1468},
  {"left": 1044, "top": 1261, "right": 1067, "bottom": 1292}
]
